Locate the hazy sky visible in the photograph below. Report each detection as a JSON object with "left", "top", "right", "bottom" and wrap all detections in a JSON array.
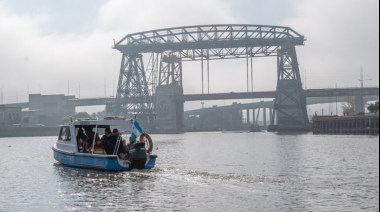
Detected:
[{"left": 0, "top": 0, "right": 378, "bottom": 113}]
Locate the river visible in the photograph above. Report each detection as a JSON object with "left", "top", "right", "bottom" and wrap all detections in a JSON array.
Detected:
[{"left": 0, "top": 132, "right": 378, "bottom": 211}]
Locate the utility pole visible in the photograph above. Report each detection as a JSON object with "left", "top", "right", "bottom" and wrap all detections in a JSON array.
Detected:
[
  {"left": 104, "top": 77, "right": 107, "bottom": 97},
  {"left": 39, "top": 84, "right": 41, "bottom": 94},
  {"left": 201, "top": 54, "right": 204, "bottom": 95},
  {"left": 0, "top": 87, "right": 3, "bottom": 105},
  {"left": 78, "top": 81, "right": 81, "bottom": 99},
  {"left": 68, "top": 80, "right": 70, "bottom": 96},
  {"left": 302, "top": 68, "right": 304, "bottom": 89},
  {"left": 247, "top": 54, "right": 249, "bottom": 92},
  {"left": 207, "top": 50, "right": 210, "bottom": 94},
  {"left": 359, "top": 65, "right": 372, "bottom": 113},
  {"left": 305, "top": 69, "right": 307, "bottom": 89},
  {"left": 359, "top": 65, "right": 372, "bottom": 89},
  {"left": 251, "top": 56, "right": 253, "bottom": 92},
  {"left": 336, "top": 83, "right": 338, "bottom": 116}
]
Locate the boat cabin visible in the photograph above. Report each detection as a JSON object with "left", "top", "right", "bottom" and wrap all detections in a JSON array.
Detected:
[{"left": 56, "top": 119, "right": 133, "bottom": 154}]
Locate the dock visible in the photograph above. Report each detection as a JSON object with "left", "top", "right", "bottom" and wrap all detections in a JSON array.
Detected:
[{"left": 313, "top": 115, "right": 379, "bottom": 135}]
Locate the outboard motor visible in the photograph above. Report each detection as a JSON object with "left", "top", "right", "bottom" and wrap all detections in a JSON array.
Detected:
[{"left": 129, "top": 142, "right": 147, "bottom": 170}]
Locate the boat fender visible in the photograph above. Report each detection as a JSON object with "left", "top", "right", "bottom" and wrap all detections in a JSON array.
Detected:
[{"left": 139, "top": 132, "right": 153, "bottom": 154}]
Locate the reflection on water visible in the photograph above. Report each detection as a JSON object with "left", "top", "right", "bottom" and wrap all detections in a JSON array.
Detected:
[{"left": 0, "top": 133, "right": 378, "bottom": 211}]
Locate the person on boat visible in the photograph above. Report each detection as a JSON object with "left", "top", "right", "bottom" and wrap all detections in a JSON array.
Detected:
[
  {"left": 77, "top": 135, "right": 87, "bottom": 153},
  {"left": 103, "top": 128, "right": 125, "bottom": 156},
  {"left": 83, "top": 139, "right": 92, "bottom": 153},
  {"left": 76, "top": 127, "right": 85, "bottom": 143},
  {"left": 90, "top": 140, "right": 106, "bottom": 154},
  {"left": 128, "top": 136, "right": 137, "bottom": 147},
  {"left": 101, "top": 128, "right": 112, "bottom": 145},
  {"left": 84, "top": 127, "right": 100, "bottom": 144}
]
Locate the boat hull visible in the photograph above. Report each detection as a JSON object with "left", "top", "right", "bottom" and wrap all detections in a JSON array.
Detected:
[{"left": 53, "top": 147, "right": 156, "bottom": 171}]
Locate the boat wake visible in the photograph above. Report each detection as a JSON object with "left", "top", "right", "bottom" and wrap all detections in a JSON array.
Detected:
[{"left": 131, "top": 167, "right": 307, "bottom": 185}]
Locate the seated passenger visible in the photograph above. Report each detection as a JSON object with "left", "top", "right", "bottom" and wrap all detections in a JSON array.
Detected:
[
  {"left": 91, "top": 140, "right": 106, "bottom": 154},
  {"left": 84, "top": 139, "right": 93, "bottom": 153},
  {"left": 77, "top": 135, "right": 87, "bottom": 153},
  {"left": 85, "top": 127, "right": 100, "bottom": 144}
]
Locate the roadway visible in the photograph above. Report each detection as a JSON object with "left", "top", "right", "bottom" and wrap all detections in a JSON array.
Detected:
[
  {"left": 177, "top": 87, "right": 379, "bottom": 102},
  {"left": 3, "top": 87, "right": 378, "bottom": 109}
]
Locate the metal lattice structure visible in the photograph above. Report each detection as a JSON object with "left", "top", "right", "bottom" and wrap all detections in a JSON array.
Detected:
[
  {"left": 115, "top": 53, "right": 153, "bottom": 126},
  {"left": 159, "top": 52, "right": 182, "bottom": 86},
  {"left": 115, "top": 25, "right": 304, "bottom": 60},
  {"left": 113, "top": 24, "right": 306, "bottom": 130},
  {"left": 271, "top": 45, "right": 309, "bottom": 127}
]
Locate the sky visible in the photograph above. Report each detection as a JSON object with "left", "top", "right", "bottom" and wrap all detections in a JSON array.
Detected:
[{"left": 0, "top": 0, "right": 378, "bottom": 114}]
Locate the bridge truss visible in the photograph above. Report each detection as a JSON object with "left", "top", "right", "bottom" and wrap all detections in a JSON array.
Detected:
[{"left": 113, "top": 24, "right": 307, "bottom": 129}]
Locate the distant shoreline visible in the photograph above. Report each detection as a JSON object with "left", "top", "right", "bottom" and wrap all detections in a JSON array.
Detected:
[{"left": 0, "top": 127, "right": 58, "bottom": 138}]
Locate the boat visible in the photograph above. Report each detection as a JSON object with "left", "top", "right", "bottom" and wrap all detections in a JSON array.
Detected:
[{"left": 52, "top": 118, "right": 157, "bottom": 171}]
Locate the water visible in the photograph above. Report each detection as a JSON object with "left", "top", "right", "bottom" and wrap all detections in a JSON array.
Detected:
[{"left": 0, "top": 132, "right": 378, "bottom": 211}]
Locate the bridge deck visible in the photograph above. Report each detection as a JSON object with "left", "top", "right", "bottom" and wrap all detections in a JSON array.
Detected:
[{"left": 3, "top": 87, "right": 378, "bottom": 109}]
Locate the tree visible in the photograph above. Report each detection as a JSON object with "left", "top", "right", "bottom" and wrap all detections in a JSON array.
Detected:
[
  {"left": 367, "top": 101, "right": 379, "bottom": 115},
  {"left": 341, "top": 96, "right": 367, "bottom": 116}
]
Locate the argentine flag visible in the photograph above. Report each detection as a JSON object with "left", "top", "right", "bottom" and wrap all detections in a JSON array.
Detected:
[{"left": 131, "top": 120, "right": 143, "bottom": 141}]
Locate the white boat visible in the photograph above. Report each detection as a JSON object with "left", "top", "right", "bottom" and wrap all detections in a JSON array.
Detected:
[{"left": 52, "top": 119, "right": 157, "bottom": 171}]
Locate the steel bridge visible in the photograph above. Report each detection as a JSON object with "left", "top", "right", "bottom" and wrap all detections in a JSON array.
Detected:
[{"left": 112, "top": 24, "right": 346, "bottom": 132}]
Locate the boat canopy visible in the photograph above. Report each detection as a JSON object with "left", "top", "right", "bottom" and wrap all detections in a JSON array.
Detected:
[{"left": 70, "top": 119, "right": 133, "bottom": 127}]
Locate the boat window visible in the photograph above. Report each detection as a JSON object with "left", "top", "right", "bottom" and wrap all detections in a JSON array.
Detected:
[{"left": 59, "top": 127, "right": 71, "bottom": 141}]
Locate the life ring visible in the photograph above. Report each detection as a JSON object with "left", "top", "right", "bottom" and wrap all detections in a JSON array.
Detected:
[{"left": 139, "top": 132, "right": 153, "bottom": 154}]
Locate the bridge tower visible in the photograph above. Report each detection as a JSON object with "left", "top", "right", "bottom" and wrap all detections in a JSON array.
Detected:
[
  {"left": 156, "top": 52, "right": 184, "bottom": 133},
  {"left": 114, "top": 53, "right": 154, "bottom": 128},
  {"left": 270, "top": 45, "right": 309, "bottom": 130}
]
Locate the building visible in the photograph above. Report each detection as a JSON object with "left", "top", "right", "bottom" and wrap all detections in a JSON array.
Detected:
[
  {"left": 21, "top": 94, "right": 76, "bottom": 126},
  {"left": 0, "top": 105, "right": 22, "bottom": 126}
]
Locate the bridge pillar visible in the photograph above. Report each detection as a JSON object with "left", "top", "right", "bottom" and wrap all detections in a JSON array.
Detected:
[
  {"left": 263, "top": 108, "right": 267, "bottom": 127},
  {"left": 269, "top": 108, "right": 273, "bottom": 124},
  {"left": 247, "top": 109, "right": 250, "bottom": 124},
  {"left": 355, "top": 94, "right": 364, "bottom": 115},
  {"left": 272, "top": 45, "right": 309, "bottom": 131},
  {"left": 155, "top": 85, "right": 184, "bottom": 133},
  {"left": 252, "top": 108, "right": 256, "bottom": 125}
]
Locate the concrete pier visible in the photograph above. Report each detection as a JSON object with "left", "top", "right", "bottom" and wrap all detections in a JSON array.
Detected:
[{"left": 313, "top": 116, "right": 379, "bottom": 135}]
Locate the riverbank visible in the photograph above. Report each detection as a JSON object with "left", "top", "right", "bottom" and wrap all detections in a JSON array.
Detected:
[{"left": 0, "top": 127, "right": 58, "bottom": 138}]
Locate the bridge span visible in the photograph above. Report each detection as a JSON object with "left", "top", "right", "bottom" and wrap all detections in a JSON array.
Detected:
[
  {"left": 4, "top": 87, "right": 378, "bottom": 109},
  {"left": 184, "top": 95, "right": 380, "bottom": 127},
  {"left": 176, "top": 87, "right": 379, "bottom": 102}
]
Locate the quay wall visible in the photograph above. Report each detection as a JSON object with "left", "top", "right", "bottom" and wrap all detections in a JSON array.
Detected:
[
  {"left": 313, "top": 116, "right": 379, "bottom": 135},
  {"left": 0, "top": 127, "right": 58, "bottom": 138}
]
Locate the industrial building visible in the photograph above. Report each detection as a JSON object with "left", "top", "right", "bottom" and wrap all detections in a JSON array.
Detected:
[
  {"left": 0, "top": 105, "right": 22, "bottom": 127},
  {"left": 11, "top": 94, "right": 76, "bottom": 127}
]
